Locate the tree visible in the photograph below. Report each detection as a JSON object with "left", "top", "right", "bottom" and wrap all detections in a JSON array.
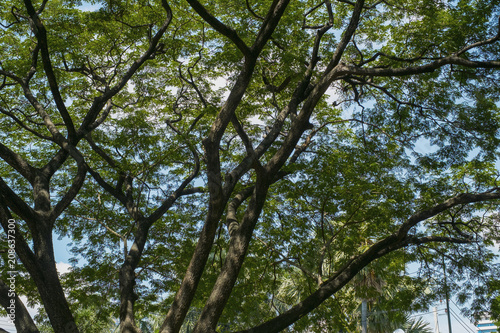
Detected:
[
  {"left": 490, "top": 278, "right": 500, "bottom": 324},
  {"left": 385, "top": 316, "right": 433, "bottom": 333},
  {"left": 1, "top": 0, "right": 500, "bottom": 332}
]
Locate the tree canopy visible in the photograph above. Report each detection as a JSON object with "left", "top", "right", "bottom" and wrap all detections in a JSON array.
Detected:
[{"left": 1, "top": 0, "right": 500, "bottom": 332}]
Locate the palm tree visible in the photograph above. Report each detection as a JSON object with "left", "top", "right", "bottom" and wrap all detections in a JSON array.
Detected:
[
  {"left": 401, "top": 316, "right": 434, "bottom": 333},
  {"left": 368, "top": 311, "right": 432, "bottom": 333}
]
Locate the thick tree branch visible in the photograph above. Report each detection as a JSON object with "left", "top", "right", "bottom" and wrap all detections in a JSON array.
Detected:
[
  {"left": 0, "top": 143, "right": 36, "bottom": 184},
  {"left": 202, "top": 0, "right": 291, "bottom": 197},
  {"left": 79, "top": 0, "right": 173, "bottom": 135},
  {"left": 101, "top": 110, "right": 201, "bottom": 332},
  {"left": 456, "top": 15, "right": 500, "bottom": 56},
  {"left": 146, "top": 141, "right": 200, "bottom": 223},
  {"left": 193, "top": 174, "right": 271, "bottom": 333},
  {"left": 231, "top": 115, "right": 256, "bottom": 158},
  {"left": 0, "top": 200, "right": 76, "bottom": 333},
  {"left": 160, "top": 197, "right": 227, "bottom": 333},
  {"left": 85, "top": 134, "right": 120, "bottom": 169},
  {"left": 41, "top": 149, "right": 69, "bottom": 179},
  {"left": 226, "top": 186, "right": 254, "bottom": 236},
  {"left": 288, "top": 121, "right": 336, "bottom": 164},
  {"left": 0, "top": 6, "right": 22, "bottom": 29},
  {"left": 267, "top": 40, "right": 500, "bottom": 178},
  {"left": 185, "top": 0, "right": 252, "bottom": 57},
  {"left": 261, "top": 1, "right": 368, "bottom": 178},
  {"left": 87, "top": 167, "right": 127, "bottom": 206},
  {"left": 23, "top": 0, "right": 77, "bottom": 141},
  {"left": 344, "top": 55, "right": 500, "bottom": 78},
  {"left": 336, "top": 0, "right": 383, "bottom": 9},
  {"left": 326, "top": 0, "right": 365, "bottom": 72},
  {"left": 51, "top": 161, "right": 87, "bottom": 219},
  {"left": 26, "top": 42, "right": 40, "bottom": 83},
  {"left": 398, "top": 189, "right": 500, "bottom": 239},
  {"left": 223, "top": 47, "right": 319, "bottom": 198},
  {"left": 357, "top": 44, "right": 438, "bottom": 67},
  {"left": 87, "top": 98, "right": 113, "bottom": 132},
  {"left": 0, "top": 71, "right": 66, "bottom": 149},
  {"left": 231, "top": 189, "right": 500, "bottom": 333},
  {"left": 20, "top": 81, "right": 68, "bottom": 145},
  {"left": 245, "top": 0, "right": 264, "bottom": 20},
  {"left": 252, "top": 0, "right": 290, "bottom": 54},
  {"left": 233, "top": 234, "right": 470, "bottom": 333},
  {"left": 0, "top": 178, "right": 36, "bottom": 222}
]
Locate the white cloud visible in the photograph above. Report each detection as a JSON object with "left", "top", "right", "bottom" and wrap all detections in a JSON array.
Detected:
[{"left": 56, "top": 262, "right": 72, "bottom": 275}]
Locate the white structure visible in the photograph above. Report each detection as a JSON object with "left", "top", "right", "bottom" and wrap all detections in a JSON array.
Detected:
[
  {"left": 434, "top": 307, "right": 440, "bottom": 333},
  {"left": 476, "top": 319, "right": 498, "bottom": 333}
]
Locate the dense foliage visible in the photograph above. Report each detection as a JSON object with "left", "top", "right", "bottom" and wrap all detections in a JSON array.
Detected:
[{"left": 0, "top": 0, "right": 500, "bottom": 332}]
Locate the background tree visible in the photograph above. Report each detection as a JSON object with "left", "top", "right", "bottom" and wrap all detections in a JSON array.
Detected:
[{"left": 0, "top": 0, "right": 500, "bottom": 332}]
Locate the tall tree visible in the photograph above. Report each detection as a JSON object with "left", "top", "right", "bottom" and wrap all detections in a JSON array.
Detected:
[{"left": 0, "top": 0, "right": 500, "bottom": 332}]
